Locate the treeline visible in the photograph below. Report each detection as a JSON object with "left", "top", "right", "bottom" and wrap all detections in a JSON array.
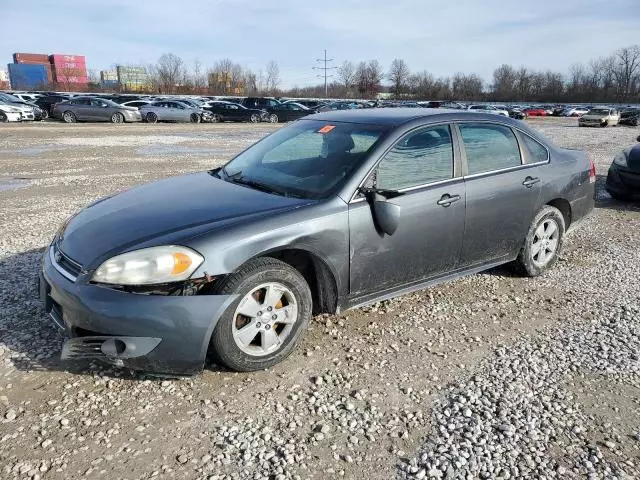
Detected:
[{"left": 90, "top": 45, "right": 640, "bottom": 103}]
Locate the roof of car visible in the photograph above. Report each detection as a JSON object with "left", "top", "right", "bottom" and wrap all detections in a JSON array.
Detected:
[{"left": 304, "top": 108, "right": 517, "bottom": 127}]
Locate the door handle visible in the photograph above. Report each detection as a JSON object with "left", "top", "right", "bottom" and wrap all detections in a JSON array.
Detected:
[
  {"left": 522, "top": 176, "right": 540, "bottom": 188},
  {"left": 437, "top": 194, "right": 461, "bottom": 207}
]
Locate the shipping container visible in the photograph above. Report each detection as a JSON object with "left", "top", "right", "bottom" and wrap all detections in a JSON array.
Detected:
[
  {"left": 100, "top": 70, "right": 118, "bottom": 82},
  {"left": 8, "top": 63, "right": 49, "bottom": 89},
  {"left": 49, "top": 54, "right": 86, "bottom": 66},
  {"left": 13, "top": 53, "right": 50, "bottom": 64},
  {"left": 116, "top": 65, "right": 149, "bottom": 84},
  {"left": 52, "top": 64, "right": 88, "bottom": 84}
]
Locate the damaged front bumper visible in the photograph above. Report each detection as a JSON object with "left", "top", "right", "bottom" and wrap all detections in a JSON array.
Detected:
[{"left": 40, "top": 245, "right": 236, "bottom": 375}]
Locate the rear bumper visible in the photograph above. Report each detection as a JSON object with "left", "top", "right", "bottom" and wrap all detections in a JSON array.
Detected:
[{"left": 40, "top": 246, "right": 236, "bottom": 375}]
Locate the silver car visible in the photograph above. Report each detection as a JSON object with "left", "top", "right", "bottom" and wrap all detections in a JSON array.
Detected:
[
  {"left": 53, "top": 97, "right": 142, "bottom": 123},
  {"left": 139, "top": 100, "right": 210, "bottom": 123}
]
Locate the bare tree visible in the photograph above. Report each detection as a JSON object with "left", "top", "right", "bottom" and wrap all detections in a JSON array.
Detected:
[
  {"left": 192, "top": 59, "right": 206, "bottom": 91},
  {"left": 451, "top": 72, "right": 483, "bottom": 101},
  {"left": 265, "top": 61, "right": 280, "bottom": 94},
  {"left": 613, "top": 45, "right": 640, "bottom": 101},
  {"left": 154, "top": 53, "right": 186, "bottom": 94},
  {"left": 336, "top": 61, "right": 355, "bottom": 95},
  {"left": 388, "top": 58, "right": 410, "bottom": 97},
  {"left": 490, "top": 64, "right": 518, "bottom": 101}
]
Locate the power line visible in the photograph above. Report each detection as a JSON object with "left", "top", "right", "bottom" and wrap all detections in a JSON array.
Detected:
[{"left": 312, "top": 49, "right": 336, "bottom": 96}]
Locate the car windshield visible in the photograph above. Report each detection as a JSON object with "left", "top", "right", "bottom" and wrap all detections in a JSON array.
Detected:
[
  {"left": 221, "top": 120, "right": 389, "bottom": 199},
  {"left": 587, "top": 108, "right": 610, "bottom": 115}
]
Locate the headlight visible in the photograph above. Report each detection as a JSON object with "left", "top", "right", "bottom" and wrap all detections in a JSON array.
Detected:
[
  {"left": 92, "top": 246, "right": 204, "bottom": 285},
  {"left": 613, "top": 151, "right": 628, "bottom": 168}
]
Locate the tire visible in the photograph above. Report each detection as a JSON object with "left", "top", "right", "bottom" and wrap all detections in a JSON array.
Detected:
[
  {"left": 269, "top": 114, "right": 279, "bottom": 123},
  {"left": 210, "top": 114, "right": 221, "bottom": 123},
  {"left": 633, "top": 118, "right": 639, "bottom": 127},
  {"left": 209, "top": 257, "right": 312, "bottom": 372},
  {"left": 0, "top": 112, "right": 7, "bottom": 123},
  {"left": 111, "top": 112, "right": 124, "bottom": 124},
  {"left": 146, "top": 112, "right": 158, "bottom": 124},
  {"left": 40, "top": 109, "right": 49, "bottom": 120},
  {"left": 62, "top": 111, "right": 77, "bottom": 123},
  {"left": 601, "top": 121, "right": 608, "bottom": 128},
  {"left": 514, "top": 205, "right": 565, "bottom": 277},
  {"left": 250, "top": 113, "right": 260, "bottom": 123},
  {"left": 190, "top": 113, "right": 201, "bottom": 123}
]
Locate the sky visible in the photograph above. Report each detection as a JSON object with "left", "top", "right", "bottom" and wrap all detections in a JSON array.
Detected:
[{"left": 1, "top": 0, "right": 639, "bottom": 88}]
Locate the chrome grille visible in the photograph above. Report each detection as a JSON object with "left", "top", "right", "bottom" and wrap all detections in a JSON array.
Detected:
[{"left": 50, "top": 243, "right": 83, "bottom": 281}]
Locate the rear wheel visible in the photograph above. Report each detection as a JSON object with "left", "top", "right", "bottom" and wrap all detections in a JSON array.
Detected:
[
  {"left": 209, "top": 258, "right": 312, "bottom": 372},
  {"left": 111, "top": 112, "right": 124, "bottom": 124},
  {"left": 146, "top": 112, "right": 158, "bottom": 123},
  {"left": 62, "top": 111, "right": 77, "bottom": 123},
  {"left": 190, "top": 113, "right": 201, "bottom": 123},
  {"left": 269, "top": 114, "right": 279, "bottom": 123},
  {"left": 514, "top": 205, "right": 565, "bottom": 277}
]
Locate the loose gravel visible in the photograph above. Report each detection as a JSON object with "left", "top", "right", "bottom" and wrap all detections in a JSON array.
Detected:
[{"left": 0, "top": 119, "right": 638, "bottom": 479}]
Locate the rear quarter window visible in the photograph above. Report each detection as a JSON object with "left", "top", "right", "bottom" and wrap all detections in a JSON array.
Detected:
[{"left": 520, "top": 134, "right": 548, "bottom": 163}]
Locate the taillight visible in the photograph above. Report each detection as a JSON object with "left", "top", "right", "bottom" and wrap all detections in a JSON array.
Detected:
[{"left": 588, "top": 157, "right": 596, "bottom": 184}]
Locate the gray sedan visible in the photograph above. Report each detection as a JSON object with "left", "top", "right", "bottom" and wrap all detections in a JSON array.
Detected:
[
  {"left": 52, "top": 97, "right": 142, "bottom": 123},
  {"left": 40, "top": 109, "right": 595, "bottom": 375},
  {"left": 139, "top": 100, "right": 210, "bottom": 123}
]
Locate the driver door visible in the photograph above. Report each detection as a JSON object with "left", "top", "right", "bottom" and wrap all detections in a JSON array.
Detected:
[{"left": 348, "top": 124, "right": 466, "bottom": 296}]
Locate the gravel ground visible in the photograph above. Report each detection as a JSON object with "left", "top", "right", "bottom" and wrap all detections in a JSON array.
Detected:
[{"left": 0, "top": 118, "right": 638, "bottom": 480}]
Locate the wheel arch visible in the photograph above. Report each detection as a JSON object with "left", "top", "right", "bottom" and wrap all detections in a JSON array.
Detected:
[
  {"left": 545, "top": 198, "right": 572, "bottom": 230},
  {"left": 243, "top": 247, "right": 340, "bottom": 315}
]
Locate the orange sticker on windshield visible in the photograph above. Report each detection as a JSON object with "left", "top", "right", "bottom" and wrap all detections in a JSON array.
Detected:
[{"left": 318, "top": 125, "right": 336, "bottom": 134}]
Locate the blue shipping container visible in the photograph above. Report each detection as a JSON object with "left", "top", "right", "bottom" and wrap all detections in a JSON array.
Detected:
[{"left": 8, "top": 63, "right": 48, "bottom": 89}]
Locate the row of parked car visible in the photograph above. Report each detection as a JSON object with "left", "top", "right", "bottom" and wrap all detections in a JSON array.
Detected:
[{"left": 2, "top": 90, "right": 639, "bottom": 127}]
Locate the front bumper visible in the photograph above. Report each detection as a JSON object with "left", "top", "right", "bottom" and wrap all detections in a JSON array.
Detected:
[
  {"left": 124, "top": 111, "right": 142, "bottom": 122},
  {"left": 1, "top": 111, "right": 22, "bottom": 122},
  {"left": 20, "top": 112, "right": 35, "bottom": 121},
  {"left": 40, "top": 245, "right": 235, "bottom": 375},
  {"left": 606, "top": 164, "right": 640, "bottom": 200}
]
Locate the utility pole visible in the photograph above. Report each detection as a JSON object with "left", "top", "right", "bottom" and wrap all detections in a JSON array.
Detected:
[{"left": 313, "top": 49, "right": 336, "bottom": 97}]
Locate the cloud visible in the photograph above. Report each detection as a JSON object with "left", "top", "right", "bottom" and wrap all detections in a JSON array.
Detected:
[{"left": 1, "top": 0, "right": 638, "bottom": 88}]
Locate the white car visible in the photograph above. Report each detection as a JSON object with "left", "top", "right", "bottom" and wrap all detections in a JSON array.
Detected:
[
  {"left": 0, "top": 103, "right": 23, "bottom": 122},
  {"left": 120, "top": 100, "right": 152, "bottom": 109},
  {"left": 562, "top": 107, "right": 589, "bottom": 117},
  {"left": 468, "top": 105, "right": 509, "bottom": 117},
  {"left": 578, "top": 107, "right": 621, "bottom": 127}
]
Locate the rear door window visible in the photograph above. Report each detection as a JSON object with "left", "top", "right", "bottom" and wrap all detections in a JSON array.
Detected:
[
  {"left": 459, "top": 123, "right": 522, "bottom": 175},
  {"left": 520, "top": 134, "right": 548, "bottom": 163}
]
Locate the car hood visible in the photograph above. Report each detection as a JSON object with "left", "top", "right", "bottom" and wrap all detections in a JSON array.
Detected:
[{"left": 59, "top": 172, "right": 312, "bottom": 267}]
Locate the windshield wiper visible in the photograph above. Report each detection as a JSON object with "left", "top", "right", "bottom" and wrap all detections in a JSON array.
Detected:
[{"left": 227, "top": 175, "right": 292, "bottom": 197}]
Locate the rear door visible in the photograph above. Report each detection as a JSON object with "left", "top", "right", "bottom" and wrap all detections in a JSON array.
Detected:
[
  {"left": 72, "top": 98, "right": 91, "bottom": 120},
  {"left": 457, "top": 122, "right": 543, "bottom": 267},
  {"left": 349, "top": 124, "right": 466, "bottom": 296}
]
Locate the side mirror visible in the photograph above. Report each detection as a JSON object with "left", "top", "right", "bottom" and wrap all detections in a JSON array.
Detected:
[
  {"left": 372, "top": 197, "right": 401, "bottom": 235},
  {"left": 359, "top": 186, "right": 403, "bottom": 236}
]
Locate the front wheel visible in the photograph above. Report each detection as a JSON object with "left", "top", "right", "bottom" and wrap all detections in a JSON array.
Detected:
[
  {"left": 190, "top": 113, "right": 201, "bottom": 123},
  {"left": 62, "top": 111, "right": 77, "bottom": 123},
  {"left": 111, "top": 112, "right": 124, "bottom": 124},
  {"left": 250, "top": 113, "right": 260, "bottom": 123},
  {"left": 0, "top": 112, "right": 7, "bottom": 123},
  {"left": 40, "top": 109, "right": 49, "bottom": 120},
  {"left": 514, "top": 205, "right": 565, "bottom": 277},
  {"left": 269, "top": 114, "right": 279, "bottom": 123},
  {"left": 209, "top": 258, "right": 312, "bottom": 372}
]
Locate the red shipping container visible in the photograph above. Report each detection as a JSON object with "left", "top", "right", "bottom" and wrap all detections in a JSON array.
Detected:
[
  {"left": 50, "top": 54, "right": 86, "bottom": 67},
  {"left": 13, "top": 53, "right": 50, "bottom": 64}
]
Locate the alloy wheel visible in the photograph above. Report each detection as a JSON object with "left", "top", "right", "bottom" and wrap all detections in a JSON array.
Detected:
[
  {"left": 531, "top": 219, "right": 559, "bottom": 268},
  {"left": 232, "top": 282, "right": 298, "bottom": 357}
]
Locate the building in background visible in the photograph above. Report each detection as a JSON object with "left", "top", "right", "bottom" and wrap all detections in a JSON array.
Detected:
[
  {"left": 116, "top": 66, "right": 150, "bottom": 92},
  {"left": 8, "top": 63, "right": 49, "bottom": 89},
  {"left": 100, "top": 69, "right": 118, "bottom": 89},
  {"left": 208, "top": 72, "right": 245, "bottom": 95}
]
